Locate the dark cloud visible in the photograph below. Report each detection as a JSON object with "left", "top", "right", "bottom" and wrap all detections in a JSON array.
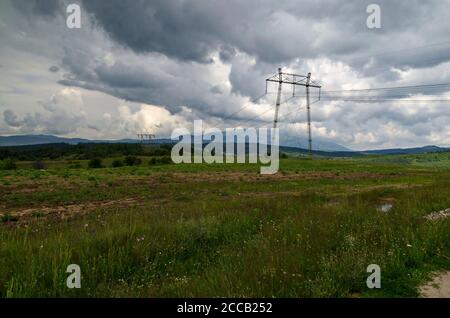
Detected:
[
  {"left": 81, "top": 0, "right": 219, "bottom": 63},
  {"left": 80, "top": 0, "right": 450, "bottom": 69},
  {"left": 219, "top": 45, "right": 237, "bottom": 63},
  {"left": 2, "top": 0, "right": 450, "bottom": 148},
  {"left": 3, "top": 110, "right": 23, "bottom": 127},
  {"left": 210, "top": 85, "right": 224, "bottom": 94},
  {"left": 13, "top": 0, "right": 62, "bottom": 18},
  {"left": 87, "top": 124, "right": 100, "bottom": 131},
  {"left": 32, "top": 0, "right": 61, "bottom": 16},
  {"left": 49, "top": 65, "right": 59, "bottom": 73}
]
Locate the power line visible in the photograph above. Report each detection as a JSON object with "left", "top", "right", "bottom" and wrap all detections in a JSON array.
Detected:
[
  {"left": 320, "top": 97, "right": 450, "bottom": 103},
  {"left": 267, "top": 92, "right": 450, "bottom": 102},
  {"left": 269, "top": 93, "right": 450, "bottom": 102},
  {"left": 268, "top": 84, "right": 450, "bottom": 99},
  {"left": 253, "top": 99, "right": 322, "bottom": 130},
  {"left": 207, "top": 92, "right": 267, "bottom": 128},
  {"left": 314, "top": 82, "right": 450, "bottom": 103},
  {"left": 322, "top": 82, "right": 450, "bottom": 93},
  {"left": 232, "top": 95, "right": 296, "bottom": 127}
]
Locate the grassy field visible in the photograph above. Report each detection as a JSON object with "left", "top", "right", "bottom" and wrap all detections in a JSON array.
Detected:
[
  {"left": 358, "top": 151, "right": 450, "bottom": 169},
  {"left": 0, "top": 155, "right": 449, "bottom": 297}
]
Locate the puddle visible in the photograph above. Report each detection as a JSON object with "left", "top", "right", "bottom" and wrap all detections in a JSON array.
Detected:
[{"left": 377, "top": 203, "right": 393, "bottom": 213}]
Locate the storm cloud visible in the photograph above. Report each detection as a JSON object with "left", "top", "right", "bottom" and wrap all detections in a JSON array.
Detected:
[{"left": 1, "top": 0, "right": 450, "bottom": 149}]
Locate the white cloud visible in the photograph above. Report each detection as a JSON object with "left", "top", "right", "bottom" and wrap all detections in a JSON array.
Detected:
[{"left": 1, "top": 0, "right": 450, "bottom": 150}]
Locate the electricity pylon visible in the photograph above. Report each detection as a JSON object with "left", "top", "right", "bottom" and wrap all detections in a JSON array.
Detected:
[
  {"left": 266, "top": 68, "right": 321, "bottom": 157},
  {"left": 137, "top": 132, "right": 155, "bottom": 144}
]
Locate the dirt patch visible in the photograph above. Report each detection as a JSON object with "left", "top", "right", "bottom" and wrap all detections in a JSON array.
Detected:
[
  {"left": 425, "top": 208, "right": 450, "bottom": 221},
  {"left": 1, "top": 197, "right": 145, "bottom": 225},
  {"left": 419, "top": 271, "right": 450, "bottom": 298},
  {"left": 167, "top": 171, "right": 393, "bottom": 184}
]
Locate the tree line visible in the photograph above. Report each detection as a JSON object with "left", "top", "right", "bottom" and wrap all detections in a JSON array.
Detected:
[{"left": 0, "top": 143, "right": 173, "bottom": 161}]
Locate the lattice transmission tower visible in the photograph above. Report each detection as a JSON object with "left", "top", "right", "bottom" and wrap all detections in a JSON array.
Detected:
[
  {"left": 137, "top": 132, "right": 155, "bottom": 144},
  {"left": 266, "top": 68, "right": 321, "bottom": 157}
]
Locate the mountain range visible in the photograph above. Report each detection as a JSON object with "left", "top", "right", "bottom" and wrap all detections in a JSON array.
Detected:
[
  {"left": 0, "top": 134, "right": 449, "bottom": 155},
  {"left": 0, "top": 134, "right": 348, "bottom": 151}
]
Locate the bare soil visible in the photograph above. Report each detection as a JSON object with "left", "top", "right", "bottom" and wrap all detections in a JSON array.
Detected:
[
  {"left": 419, "top": 271, "right": 450, "bottom": 298},
  {"left": 4, "top": 197, "right": 145, "bottom": 224}
]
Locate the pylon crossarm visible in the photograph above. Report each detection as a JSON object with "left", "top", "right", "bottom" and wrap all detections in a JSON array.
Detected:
[{"left": 266, "top": 77, "right": 321, "bottom": 88}]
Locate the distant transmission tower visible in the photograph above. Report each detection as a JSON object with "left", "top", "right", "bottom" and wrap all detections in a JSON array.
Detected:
[
  {"left": 266, "top": 68, "right": 321, "bottom": 157},
  {"left": 137, "top": 132, "right": 155, "bottom": 144}
]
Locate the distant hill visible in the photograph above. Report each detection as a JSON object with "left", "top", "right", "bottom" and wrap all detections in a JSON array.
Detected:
[
  {"left": 362, "top": 145, "right": 450, "bottom": 155},
  {"left": 0, "top": 134, "right": 348, "bottom": 152},
  {"left": 278, "top": 135, "right": 350, "bottom": 152},
  {"left": 279, "top": 146, "right": 364, "bottom": 157},
  {"left": 0, "top": 134, "right": 449, "bottom": 156},
  {"left": 0, "top": 134, "right": 91, "bottom": 146},
  {"left": 282, "top": 145, "right": 450, "bottom": 157},
  {"left": 0, "top": 134, "right": 174, "bottom": 147}
]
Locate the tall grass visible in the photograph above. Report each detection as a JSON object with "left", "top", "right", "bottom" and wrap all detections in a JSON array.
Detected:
[
  {"left": 0, "top": 159, "right": 449, "bottom": 297},
  {"left": 1, "top": 184, "right": 449, "bottom": 297}
]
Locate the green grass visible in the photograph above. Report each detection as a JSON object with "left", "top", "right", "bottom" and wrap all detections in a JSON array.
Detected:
[
  {"left": 359, "top": 150, "right": 450, "bottom": 169},
  {"left": 0, "top": 157, "right": 449, "bottom": 297}
]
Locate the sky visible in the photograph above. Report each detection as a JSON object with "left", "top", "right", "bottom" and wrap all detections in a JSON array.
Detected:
[{"left": 0, "top": 0, "right": 450, "bottom": 150}]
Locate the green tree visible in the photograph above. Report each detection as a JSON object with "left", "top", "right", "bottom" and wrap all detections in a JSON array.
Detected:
[
  {"left": 88, "top": 158, "right": 103, "bottom": 168},
  {"left": 112, "top": 159, "right": 124, "bottom": 167},
  {"left": 124, "top": 156, "right": 141, "bottom": 166},
  {"left": 0, "top": 159, "right": 16, "bottom": 170}
]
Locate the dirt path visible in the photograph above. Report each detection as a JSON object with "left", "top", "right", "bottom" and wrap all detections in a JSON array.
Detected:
[
  {"left": 1, "top": 197, "right": 145, "bottom": 225},
  {"left": 419, "top": 271, "right": 450, "bottom": 298}
]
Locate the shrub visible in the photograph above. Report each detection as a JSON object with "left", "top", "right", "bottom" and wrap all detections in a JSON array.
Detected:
[
  {"left": 112, "top": 159, "right": 124, "bottom": 168},
  {"left": 0, "top": 159, "right": 16, "bottom": 170},
  {"left": 280, "top": 153, "right": 289, "bottom": 159},
  {"left": 32, "top": 161, "right": 46, "bottom": 170},
  {"left": 88, "top": 158, "right": 103, "bottom": 169},
  {"left": 158, "top": 156, "right": 172, "bottom": 164},
  {"left": 124, "top": 156, "right": 141, "bottom": 166},
  {"left": 148, "top": 157, "right": 172, "bottom": 165}
]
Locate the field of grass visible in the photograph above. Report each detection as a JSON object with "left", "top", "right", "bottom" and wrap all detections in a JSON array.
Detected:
[
  {"left": 0, "top": 157, "right": 449, "bottom": 297},
  {"left": 359, "top": 150, "right": 450, "bottom": 169}
]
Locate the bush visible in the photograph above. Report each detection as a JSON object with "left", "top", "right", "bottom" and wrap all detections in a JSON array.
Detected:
[
  {"left": 124, "top": 156, "right": 141, "bottom": 166},
  {"left": 32, "top": 161, "right": 46, "bottom": 170},
  {"left": 280, "top": 153, "right": 289, "bottom": 159},
  {"left": 88, "top": 158, "right": 103, "bottom": 169},
  {"left": 112, "top": 159, "right": 124, "bottom": 168},
  {"left": 148, "top": 157, "right": 172, "bottom": 165},
  {"left": 158, "top": 156, "right": 172, "bottom": 164},
  {"left": 0, "top": 159, "right": 16, "bottom": 170}
]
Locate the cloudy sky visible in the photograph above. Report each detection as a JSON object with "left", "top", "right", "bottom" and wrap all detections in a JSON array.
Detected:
[{"left": 1, "top": 0, "right": 450, "bottom": 150}]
